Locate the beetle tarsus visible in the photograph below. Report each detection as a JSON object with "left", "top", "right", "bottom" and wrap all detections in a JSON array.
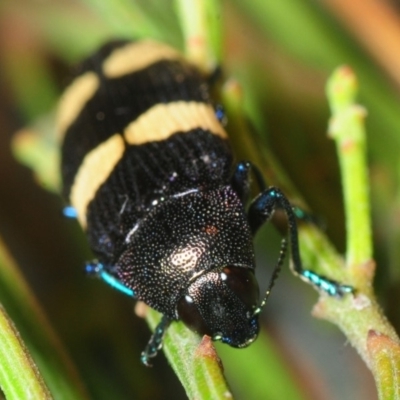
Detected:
[{"left": 301, "top": 270, "right": 354, "bottom": 297}]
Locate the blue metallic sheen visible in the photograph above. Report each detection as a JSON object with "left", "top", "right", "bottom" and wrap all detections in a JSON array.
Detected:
[
  {"left": 302, "top": 270, "right": 353, "bottom": 297},
  {"left": 100, "top": 270, "right": 135, "bottom": 297},
  {"left": 215, "top": 105, "right": 225, "bottom": 123},
  {"left": 86, "top": 262, "right": 135, "bottom": 297},
  {"left": 63, "top": 206, "right": 78, "bottom": 218}
]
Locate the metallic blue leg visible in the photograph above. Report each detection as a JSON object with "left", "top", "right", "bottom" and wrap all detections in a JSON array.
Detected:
[
  {"left": 248, "top": 187, "right": 353, "bottom": 297},
  {"left": 301, "top": 270, "right": 353, "bottom": 296},
  {"left": 141, "top": 315, "right": 171, "bottom": 367},
  {"left": 85, "top": 261, "right": 135, "bottom": 297},
  {"left": 245, "top": 163, "right": 320, "bottom": 227}
]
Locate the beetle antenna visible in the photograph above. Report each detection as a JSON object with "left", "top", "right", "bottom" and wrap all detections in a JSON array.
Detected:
[{"left": 253, "top": 238, "right": 287, "bottom": 315}]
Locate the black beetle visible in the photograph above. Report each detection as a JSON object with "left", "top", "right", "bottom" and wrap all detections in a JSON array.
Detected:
[{"left": 58, "top": 40, "right": 352, "bottom": 365}]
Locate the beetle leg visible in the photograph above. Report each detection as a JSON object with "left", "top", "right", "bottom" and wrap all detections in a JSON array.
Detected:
[
  {"left": 247, "top": 163, "right": 322, "bottom": 227},
  {"left": 141, "top": 315, "right": 171, "bottom": 367},
  {"left": 85, "top": 261, "right": 135, "bottom": 297},
  {"left": 248, "top": 187, "right": 353, "bottom": 297},
  {"left": 231, "top": 160, "right": 270, "bottom": 203}
]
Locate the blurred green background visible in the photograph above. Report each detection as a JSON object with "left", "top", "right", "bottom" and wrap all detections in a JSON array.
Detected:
[{"left": 2, "top": 0, "right": 400, "bottom": 398}]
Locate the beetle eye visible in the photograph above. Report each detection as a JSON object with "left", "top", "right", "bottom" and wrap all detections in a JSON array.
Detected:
[
  {"left": 177, "top": 294, "right": 211, "bottom": 336},
  {"left": 221, "top": 266, "right": 259, "bottom": 312}
]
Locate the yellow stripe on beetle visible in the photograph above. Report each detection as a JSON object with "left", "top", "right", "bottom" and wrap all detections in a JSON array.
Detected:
[
  {"left": 124, "top": 101, "right": 227, "bottom": 145},
  {"left": 70, "top": 134, "right": 125, "bottom": 228},
  {"left": 103, "top": 40, "right": 182, "bottom": 78},
  {"left": 56, "top": 72, "right": 99, "bottom": 139}
]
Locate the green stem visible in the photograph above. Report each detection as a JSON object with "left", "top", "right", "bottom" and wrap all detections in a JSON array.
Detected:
[
  {"left": 323, "top": 66, "right": 400, "bottom": 398},
  {"left": 146, "top": 309, "right": 232, "bottom": 399},
  {"left": 326, "top": 66, "right": 372, "bottom": 267},
  {"left": 0, "top": 304, "right": 51, "bottom": 400},
  {"left": 175, "top": 0, "right": 222, "bottom": 70},
  {"left": 300, "top": 226, "right": 398, "bottom": 363}
]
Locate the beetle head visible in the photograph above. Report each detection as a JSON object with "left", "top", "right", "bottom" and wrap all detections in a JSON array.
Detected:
[{"left": 177, "top": 266, "right": 260, "bottom": 347}]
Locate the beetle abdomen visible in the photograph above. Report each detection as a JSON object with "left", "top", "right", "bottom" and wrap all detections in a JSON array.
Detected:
[{"left": 58, "top": 40, "right": 233, "bottom": 264}]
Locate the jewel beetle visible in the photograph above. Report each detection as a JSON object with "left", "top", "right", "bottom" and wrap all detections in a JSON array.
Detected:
[{"left": 58, "top": 39, "right": 352, "bottom": 366}]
